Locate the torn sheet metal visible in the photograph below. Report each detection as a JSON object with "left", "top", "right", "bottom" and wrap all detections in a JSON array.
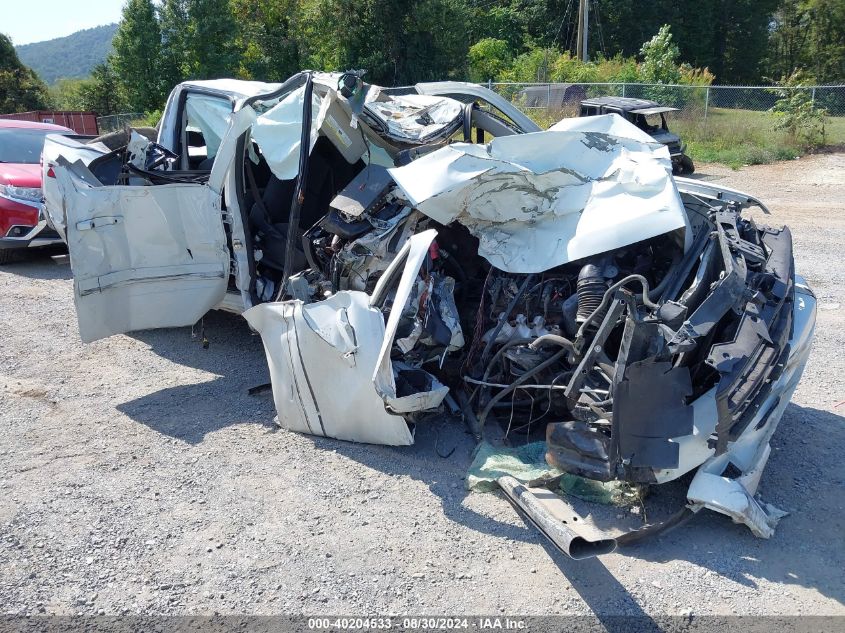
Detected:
[
  {"left": 243, "top": 291, "right": 416, "bottom": 445},
  {"left": 126, "top": 131, "right": 153, "bottom": 171},
  {"left": 389, "top": 113, "right": 689, "bottom": 273},
  {"left": 243, "top": 230, "right": 449, "bottom": 444},
  {"left": 364, "top": 93, "right": 463, "bottom": 144},
  {"left": 687, "top": 465, "right": 788, "bottom": 538},
  {"left": 371, "top": 229, "right": 450, "bottom": 414},
  {"left": 684, "top": 280, "right": 817, "bottom": 536},
  {"left": 209, "top": 106, "right": 257, "bottom": 194},
  {"left": 333, "top": 206, "right": 419, "bottom": 291}
]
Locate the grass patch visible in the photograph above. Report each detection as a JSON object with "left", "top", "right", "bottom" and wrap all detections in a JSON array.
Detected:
[
  {"left": 671, "top": 108, "right": 839, "bottom": 169},
  {"left": 522, "top": 105, "right": 845, "bottom": 169}
]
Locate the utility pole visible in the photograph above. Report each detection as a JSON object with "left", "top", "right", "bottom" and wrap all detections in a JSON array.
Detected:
[{"left": 575, "top": 0, "right": 589, "bottom": 61}]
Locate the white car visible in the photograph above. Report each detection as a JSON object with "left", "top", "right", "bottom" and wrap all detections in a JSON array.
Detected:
[{"left": 43, "top": 72, "right": 816, "bottom": 557}]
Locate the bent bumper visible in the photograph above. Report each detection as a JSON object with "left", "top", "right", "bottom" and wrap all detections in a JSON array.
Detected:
[
  {"left": 0, "top": 220, "right": 65, "bottom": 250},
  {"left": 516, "top": 278, "right": 816, "bottom": 555}
]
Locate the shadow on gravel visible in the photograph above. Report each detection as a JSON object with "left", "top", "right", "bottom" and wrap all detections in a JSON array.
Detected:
[
  {"left": 115, "top": 310, "right": 274, "bottom": 444},
  {"left": 323, "top": 423, "right": 661, "bottom": 619},
  {"left": 545, "top": 546, "right": 660, "bottom": 624},
  {"left": 0, "top": 249, "right": 71, "bottom": 280},
  {"left": 621, "top": 403, "right": 845, "bottom": 608},
  {"left": 320, "top": 401, "right": 845, "bottom": 613},
  {"left": 682, "top": 170, "right": 724, "bottom": 182}
]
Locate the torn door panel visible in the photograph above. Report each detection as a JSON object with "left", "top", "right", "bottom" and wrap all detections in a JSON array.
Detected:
[
  {"left": 243, "top": 230, "right": 448, "bottom": 444},
  {"left": 244, "top": 291, "right": 416, "bottom": 445}
]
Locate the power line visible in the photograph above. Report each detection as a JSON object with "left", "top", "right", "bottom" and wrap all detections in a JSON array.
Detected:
[
  {"left": 555, "top": 0, "right": 575, "bottom": 48},
  {"left": 593, "top": 0, "right": 606, "bottom": 57},
  {"left": 564, "top": 0, "right": 577, "bottom": 54}
]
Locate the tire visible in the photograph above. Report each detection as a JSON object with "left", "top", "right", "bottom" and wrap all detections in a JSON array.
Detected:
[
  {"left": 680, "top": 154, "right": 695, "bottom": 174},
  {"left": 0, "top": 248, "right": 20, "bottom": 265}
]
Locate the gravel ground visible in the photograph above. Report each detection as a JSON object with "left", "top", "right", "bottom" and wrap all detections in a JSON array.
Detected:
[{"left": 1, "top": 153, "right": 843, "bottom": 619}]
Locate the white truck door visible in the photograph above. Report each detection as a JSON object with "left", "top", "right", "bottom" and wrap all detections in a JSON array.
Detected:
[
  {"left": 55, "top": 107, "right": 257, "bottom": 342},
  {"left": 41, "top": 134, "right": 109, "bottom": 241},
  {"left": 59, "top": 172, "right": 230, "bottom": 343}
]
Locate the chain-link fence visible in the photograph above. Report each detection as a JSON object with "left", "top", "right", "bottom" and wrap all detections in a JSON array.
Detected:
[
  {"left": 489, "top": 82, "right": 845, "bottom": 117},
  {"left": 96, "top": 112, "right": 145, "bottom": 134},
  {"left": 488, "top": 82, "right": 845, "bottom": 144}
]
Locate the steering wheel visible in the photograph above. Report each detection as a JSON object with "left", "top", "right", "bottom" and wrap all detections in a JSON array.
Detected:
[{"left": 145, "top": 141, "right": 179, "bottom": 170}]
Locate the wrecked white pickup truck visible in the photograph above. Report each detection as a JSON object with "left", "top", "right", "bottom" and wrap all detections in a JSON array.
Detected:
[{"left": 43, "top": 72, "right": 816, "bottom": 558}]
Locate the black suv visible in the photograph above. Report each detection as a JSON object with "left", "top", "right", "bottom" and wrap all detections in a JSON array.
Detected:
[{"left": 579, "top": 96, "right": 694, "bottom": 174}]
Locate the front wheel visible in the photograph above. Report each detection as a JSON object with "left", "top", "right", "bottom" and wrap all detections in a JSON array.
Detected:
[
  {"left": 0, "top": 248, "right": 20, "bottom": 265},
  {"left": 680, "top": 154, "right": 695, "bottom": 174}
]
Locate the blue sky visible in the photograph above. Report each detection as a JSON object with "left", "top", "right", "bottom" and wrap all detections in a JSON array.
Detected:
[{"left": 2, "top": 0, "right": 125, "bottom": 46}]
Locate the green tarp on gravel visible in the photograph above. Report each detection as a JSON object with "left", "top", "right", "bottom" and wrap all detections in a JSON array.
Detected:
[{"left": 466, "top": 440, "right": 642, "bottom": 506}]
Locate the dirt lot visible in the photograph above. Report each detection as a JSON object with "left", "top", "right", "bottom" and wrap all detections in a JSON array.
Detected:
[{"left": 1, "top": 153, "right": 843, "bottom": 619}]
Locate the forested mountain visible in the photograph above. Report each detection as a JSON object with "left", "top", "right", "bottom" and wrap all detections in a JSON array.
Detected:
[
  {"left": 15, "top": 24, "right": 117, "bottom": 84},
  {"left": 1, "top": 34, "right": 51, "bottom": 112}
]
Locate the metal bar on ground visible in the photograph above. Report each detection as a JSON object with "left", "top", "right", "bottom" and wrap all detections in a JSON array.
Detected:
[{"left": 497, "top": 475, "right": 617, "bottom": 560}]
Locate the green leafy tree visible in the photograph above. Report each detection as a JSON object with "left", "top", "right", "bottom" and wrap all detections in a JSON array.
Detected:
[
  {"left": 578, "top": 0, "right": 774, "bottom": 83},
  {"left": 473, "top": 5, "right": 523, "bottom": 52},
  {"left": 468, "top": 38, "right": 512, "bottom": 83},
  {"left": 505, "top": 47, "right": 559, "bottom": 83},
  {"left": 805, "top": 0, "right": 845, "bottom": 82},
  {"left": 112, "top": 0, "right": 164, "bottom": 111},
  {"left": 0, "top": 33, "right": 51, "bottom": 112},
  {"left": 184, "top": 0, "right": 240, "bottom": 79},
  {"left": 639, "top": 25, "right": 684, "bottom": 105},
  {"left": 639, "top": 25, "right": 681, "bottom": 84},
  {"left": 298, "top": 0, "right": 469, "bottom": 85},
  {"left": 231, "top": 0, "right": 300, "bottom": 81},
  {"left": 769, "top": 71, "right": 827, "bottom": 147},
  {"left": 50, "top": 64, "right": 127, "bottom": 115},
  {"left": 767, "top": 0, "right": 845, "bottom": 84},
  {"left": 82, "top": 62, "right": 128, "bottom": 115},
  {"left": 717, "top": 0, "right": 779, "bottom": 84},
  {"left": 403, "top": 0, "right": 471, "bottom": 82},
  {"left": 514, "top": 0, "right": 571, "bottom": 49},
  {"left": 50, "top": 78, "right": 90, "bottom": 110},
  {"left": 159, "top": 0, "right": 190, "bottom": 89}
]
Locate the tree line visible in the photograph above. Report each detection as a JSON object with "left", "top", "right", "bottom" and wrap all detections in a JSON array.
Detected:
[{"left": 3, "top": 0, "right": 844, "bottom": 116}]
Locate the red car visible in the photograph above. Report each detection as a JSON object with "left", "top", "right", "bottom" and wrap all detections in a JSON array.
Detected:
[{"left": 0, "top": 119, "right": 74, "bottom": 264}]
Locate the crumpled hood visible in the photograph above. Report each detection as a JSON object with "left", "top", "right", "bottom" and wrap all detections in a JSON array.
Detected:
[{"left": 389, "top": 113, "right": 690, "bottom": 273}]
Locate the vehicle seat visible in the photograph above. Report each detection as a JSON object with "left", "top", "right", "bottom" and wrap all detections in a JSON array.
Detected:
[{"left": 250, "top": 137, "right": 365, "bottom": 272}]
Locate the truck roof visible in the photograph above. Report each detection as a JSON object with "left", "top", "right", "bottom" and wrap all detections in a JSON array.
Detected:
[{"left": 177, "top": 79, "right": 284, "bottom": 100}]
